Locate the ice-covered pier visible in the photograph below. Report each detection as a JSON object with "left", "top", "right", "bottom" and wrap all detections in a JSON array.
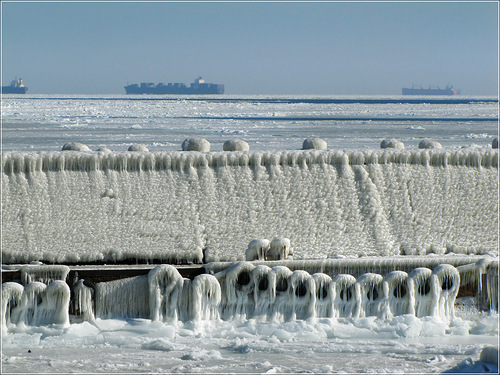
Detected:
[{"left": 2, "top": 149, "right": 498, "bottom": 264}]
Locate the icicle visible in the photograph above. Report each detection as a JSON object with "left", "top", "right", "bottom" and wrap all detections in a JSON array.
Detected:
[
  {"left": 289, "top": 270, "right": 315, "bottom": 320},
  {"left": 33, "top": 280, "right": 70, "bottom": 327},
  {"left": 71, "top": 280, "right": 95, "bottom": 322},
  {"left": 190, "top": 274, "right": 221, "bottom": 321},
  {"left": 383, "top": 271, "right": 410, "bottom": 318},
  {"left": 270, "top": 266, "right": 293, "bottom": 322},
  {"left": 312, "top": 273, "right": 334, "bottom": 318},
  {"left": 16, "top": 282, "right": 47, "bottom": 327},
  {"left": 216, "top": 262, "right": 255, "bottom": 319},
  {"left": 486, "top": 262, "right": 498, "bottom": 312},
  {"left": 148, "top": 265, "right": 183, "bottom": 323},
  {"left": 355, "top": 273, "right": 383, "bottom": 318},
  {"left": 333, "top": 274, "right": 357, "bottom": 318},
  {"left": 21, "top": 265, "right": 70, "bottom": 285},
  {"left": 251, "top": 265, "right": 275, "bottom": 319},
  {"left": 407, "top": 267, "right": 434, "bottom": 318},
  {"left": 431, "top": 264, "right": 460, "bottom": 320},
  {"left": 97, "top": 275, "right": 150, "bottom": 319},
  {"left": 1, "top": 282, "right": 24, "bottom": 333}
]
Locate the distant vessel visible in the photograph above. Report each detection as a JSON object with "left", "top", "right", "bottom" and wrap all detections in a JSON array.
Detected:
[
  {"left": 402, "top": 85, "right": 458, "bottom": 96},
  {"left": 125, "top": 77, "right": 224, "bottom": 95},
  {"left": 2, "top": 78, "right": 28, "bottom": 94}
]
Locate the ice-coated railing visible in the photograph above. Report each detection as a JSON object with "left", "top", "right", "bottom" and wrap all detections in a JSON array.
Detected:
[
  {"left": 2, "top": 149, "right": 498, "bottom": 263},
  {"left": 5, "top": 262, "right": 497, "bottom": 333}
]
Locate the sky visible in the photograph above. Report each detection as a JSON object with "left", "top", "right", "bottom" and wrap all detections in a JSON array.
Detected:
[{"left": 1, "top": 1, "right": 498, "bottom": 95}]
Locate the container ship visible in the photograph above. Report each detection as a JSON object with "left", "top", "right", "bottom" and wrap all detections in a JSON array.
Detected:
[
  {"left": 125, "top": 77, "right": 224, "bottom": 95},
  {"left": 2, "top": 78, "right": 28, "bottom": 94},
  {"left": 402, "top": 85, "right": 457, "bottom": 96}
]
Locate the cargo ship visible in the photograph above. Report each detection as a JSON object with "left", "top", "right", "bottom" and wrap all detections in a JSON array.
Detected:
[
  {"left": 402, "top": 85, "right": 457, "bottom": 96},
  {"left": 125, "top": 77, "right": 224, "bottom": 95},
  {"left": 2, "top": 78, "right": 28, "bottom": 94}
]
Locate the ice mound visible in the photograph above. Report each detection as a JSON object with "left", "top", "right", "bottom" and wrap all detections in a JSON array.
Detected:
[
  {"left": 303, "top": 137, "right": 327, "bottom": 150},
  {"left": 493, "top": 137, "right": 498, "bottom": 149},
  {"left": 268, "top": 238, "right": 292, "bottom": 261},
  {"left": 419, "top": 139, "right": 442, "bottom": 149},
  {"left": 128, "top": 144, "right": 149, "bottom": 152},
  {"left": 182, "top": 137, "right": 210, "bottom": 152},
  {"left": 96, "top": 147, "right": 112, "bottom": 153},
  {"left": 223, "top": 139, "right": 249, "bottom": 151},
  {"left": 380, "top": 138, "right": 405, "bottom": 149},
  {"left": 246, "top": 239, "right": 270, "bottom": 261},
  {"left": 61, "top": 142, "right": 91, "bottom": 152}
]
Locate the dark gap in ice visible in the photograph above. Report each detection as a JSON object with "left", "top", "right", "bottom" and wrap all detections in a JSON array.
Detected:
[
  {"left": 295, "top": 282, "right": 307, "bottom": 298},
  {"left": 258, "top": 277, "right": 269, "bottom": 291},
  {"left": 340, "top": 287, "right": 352, "bottom": 301},
  {"left": 442, "top": 276, "right": 454, "bottom": 290},
  {"left": 276, "top": 278, "right": 288, "bottom": 292},
  {"left": 236, "top": 271, "right": 251, "bottom": 286},
  {"left": 393, "top": 283, "right": 407, "bottom": 298},
  {"left": 418, "top": 280, "right": 431, "bottom": 296},
  {"left": 317, "top": 286, "right": 328, "bottom": 300}
]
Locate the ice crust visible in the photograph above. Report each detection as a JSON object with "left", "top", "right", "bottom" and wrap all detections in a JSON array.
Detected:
[{"left": 2, "top": 149, "right": 498, "bottom": 264}]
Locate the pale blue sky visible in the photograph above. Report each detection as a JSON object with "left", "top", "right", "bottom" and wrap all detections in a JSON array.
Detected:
[{"left": 2, "top": 1, "right": 498, "bottom": 95}]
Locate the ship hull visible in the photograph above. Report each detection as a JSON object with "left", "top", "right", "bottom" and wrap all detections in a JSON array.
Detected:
[
  {"left": 2, "top": 86, "right": 28, "bottom": 94},
  {"left": 402, "top": 88, "right": 457, "bottom": 96},
  {"left": 125, "top": 83, "right": 224, "bottom": 95}
]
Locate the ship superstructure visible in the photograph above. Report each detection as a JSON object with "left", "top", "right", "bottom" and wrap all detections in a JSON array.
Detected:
[
  {"left": 2, "top": 78, "right": 28, "bottom": 94},
  {"left": 402, "top": 85, "right": 458, "bottom": 96},
  {"left": 125, "top": 76, "right": 224, "bottom": 95}
]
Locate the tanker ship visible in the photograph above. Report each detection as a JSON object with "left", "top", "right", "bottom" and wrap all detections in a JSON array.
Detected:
[
  {"left": 2, "top": 78, "right": 28, "bottom": 94},
  {"left": 125, "top": 77, "right": 224, "bottom": 95},
  {"left": 402, "top": 84, "right": 458, "bottom": 96}
]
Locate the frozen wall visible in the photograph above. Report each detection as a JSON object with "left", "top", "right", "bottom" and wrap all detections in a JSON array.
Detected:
[{"left": 2, "top": 149, "right": 498, "bottom": 264}]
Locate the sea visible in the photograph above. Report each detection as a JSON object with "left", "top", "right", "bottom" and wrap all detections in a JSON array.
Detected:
[{"left": 1, "top": 94, "right": 499, "bottom": 374}]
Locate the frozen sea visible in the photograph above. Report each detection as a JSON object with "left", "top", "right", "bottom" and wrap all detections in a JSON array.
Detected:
[{"left": 1, "top": 94, "right": 499, "bottom": 374}]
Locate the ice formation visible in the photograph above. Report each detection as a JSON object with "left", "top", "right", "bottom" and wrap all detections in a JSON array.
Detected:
[
  {"left": 149, "top": 265, "right": 184, "bottom": 322},
  {"left": 61, "top": 142, "right": 91, "bottom": 152},
  {"left": 303, "top": 137, "right": 327, "bottom": 150},
  {"left": 380, "top": 138, "right": 404, "bottom": 149},
  {"left": 418, "top": 139, "right": 442, "bottom": 149},
  {"left": 355, "top": 273, "right": 384, "bottom": 318},
  {"left": 267, "top": 238, "right": 292, "bottom": 261},
  {"left": 182, "top": 137, "right": 210, "bottom": 151},
  {"left": 223, "top": 139, "right": 249, "bottom": 152},
  {"left": 71, "top": 279, "right": 95, "bottom": 322},
  {"left": 2, "top": 280, "right": 70, "bottom": 331},
  {"left": 245, "top": 239, "right": 270, "bottom": 261},
  {"left": 408, "top": 267, "right": 434, "bottom": 317},
  {"left": 1, "top": 149, "right": 497, "bottom": 263},
  {"left": 432, "top": 264, "right": 460, "bottom": 319},
  {"left": 383, "top": 271, "right": 410, "bottom": 317},
  {"left": 333, "top": 274, "right": 357, "bottom": 318},
  {"left": 128, "top": 144, "right": 149, "bottom": 152},
  {"left": 3, "top": 261, "right": 498, "bottom": 333},
  {"left": 21, "top": 265, "right": 70, "bottom": 285}
]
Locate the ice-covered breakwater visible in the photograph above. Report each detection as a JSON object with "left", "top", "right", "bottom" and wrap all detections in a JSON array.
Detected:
[
  {"left": 2, "top": 149, "right": 498, "bottom": 263},
  {"left": 4, "top": 261, "right": 496, "bottom": 334}
]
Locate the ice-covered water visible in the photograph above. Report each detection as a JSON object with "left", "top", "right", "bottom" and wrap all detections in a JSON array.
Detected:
[
  {"left": 2, "top": 95, "right": 498, "bottom": 151},
  {"left": 1, "top": 95, "right": 499, "bottom": 373}
]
